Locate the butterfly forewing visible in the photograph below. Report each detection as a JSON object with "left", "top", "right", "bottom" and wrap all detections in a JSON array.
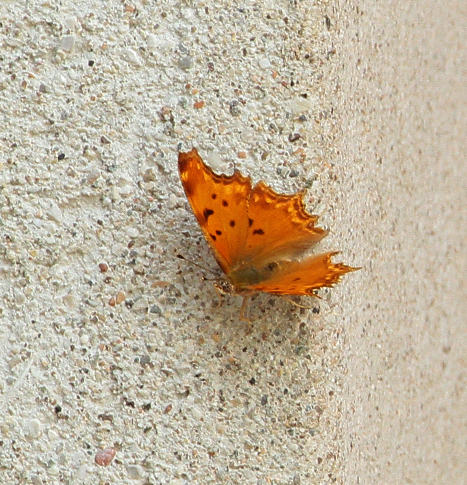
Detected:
[
  {"left": 178, "top": 148, "right": 251, "bottom": 273},
  {"left": 242, "top": 181, "right": 328, "bottom": 266}
]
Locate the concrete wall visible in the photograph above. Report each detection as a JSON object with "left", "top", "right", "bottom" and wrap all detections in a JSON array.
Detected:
[{"left": 1, "top": 1, "right": 465, "bottom": 483}]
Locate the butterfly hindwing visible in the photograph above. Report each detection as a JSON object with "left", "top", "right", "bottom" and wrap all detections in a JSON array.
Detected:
[{"left": 248, "top": 252, "right": 356, "bottom": 295}]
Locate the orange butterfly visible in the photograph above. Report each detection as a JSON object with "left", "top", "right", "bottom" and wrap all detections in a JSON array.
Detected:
[{"left": 178, "top": 148, "right": 358, "bottom": 320}]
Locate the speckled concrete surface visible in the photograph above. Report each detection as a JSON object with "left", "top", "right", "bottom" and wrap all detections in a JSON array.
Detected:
[
  {"left": 0, "top": 1, "right": 465, "bottom": 484},
  {"left": 334, "top": 1, "right": 467, "bottom": 484}
]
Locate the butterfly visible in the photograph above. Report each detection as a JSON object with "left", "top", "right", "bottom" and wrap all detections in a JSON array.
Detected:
[{"left": 178, "top": 148, "right": 358, "bottom": 320}]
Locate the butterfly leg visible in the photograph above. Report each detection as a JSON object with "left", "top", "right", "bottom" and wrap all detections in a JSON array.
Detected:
[
  {"left": 280, "top": 295, "right": 319, "bottom": 309},
  {"left": 239, "top": 296, "right": 251, "bottom": 323},
  {"left": 213, "top": 286, "right": 224, "bottom": 309}
]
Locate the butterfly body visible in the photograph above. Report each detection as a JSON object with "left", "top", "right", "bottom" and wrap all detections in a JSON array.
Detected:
[
  {"left": 178, "top": 148, "right": 358, "bottom": 318},
  {"left": 228, "top": 261, "right": 278, "bottom": 288}
]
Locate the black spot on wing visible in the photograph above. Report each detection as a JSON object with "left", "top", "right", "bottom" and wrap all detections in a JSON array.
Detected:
[
  {"left": 210, "top": 234, "right": 217, "bottom": 241},
  {"left": 215, "top": 230, "right": 222, "bottom": 236},
  {"left": 222, "top": 199, "right": 229, "bottom": 207},
  {"left": 248, "top": 218, "right": 254, "bottom": 227},
  {"left": 252, "top": 228, "right": 264, "bottom": 235},
  {"left": 293, "top": 277, "right": 301, "bottom": 282},
  {"left": 203, "top": 208, "right": 214, "bottom": 221},
  {"left": 229, "top": 220, "right": 236, "bottom": 227},
  {"left": 211, "top": 193, "right": 217, "bottom": 199}
]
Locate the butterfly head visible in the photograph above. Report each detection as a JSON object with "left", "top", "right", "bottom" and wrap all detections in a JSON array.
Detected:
[
  {"left": 213, "top": 278, "right": 236, "bottom": 296},
  {"left": 213, "top": 277, "right": 257, "bottom": 297}
]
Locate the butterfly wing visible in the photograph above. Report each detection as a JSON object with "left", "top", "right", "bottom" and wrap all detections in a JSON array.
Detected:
[
  {"left": 226, "top": 179, "right": 329, "bottom": 288},
  {"left": 178, "top": 148, "right": 251, "bottom": 274},
  {"left": 243, "top": 180, "right": 327, "bottom": 264},
  {"left": 247, "top": 252, "right": 357, "bottom": 295}
]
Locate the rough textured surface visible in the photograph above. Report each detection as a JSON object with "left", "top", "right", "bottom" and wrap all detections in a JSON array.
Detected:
[
  {"left": 0, "top": 1, "right": 465, "bottom": 484},
  {"left": 334, "top": 2, "right": 467, "bottom": 483}
]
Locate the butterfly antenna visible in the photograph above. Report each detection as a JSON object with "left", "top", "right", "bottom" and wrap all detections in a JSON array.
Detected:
[{"left": 176, "top": 254, "right": 217, "bottom": 280}]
